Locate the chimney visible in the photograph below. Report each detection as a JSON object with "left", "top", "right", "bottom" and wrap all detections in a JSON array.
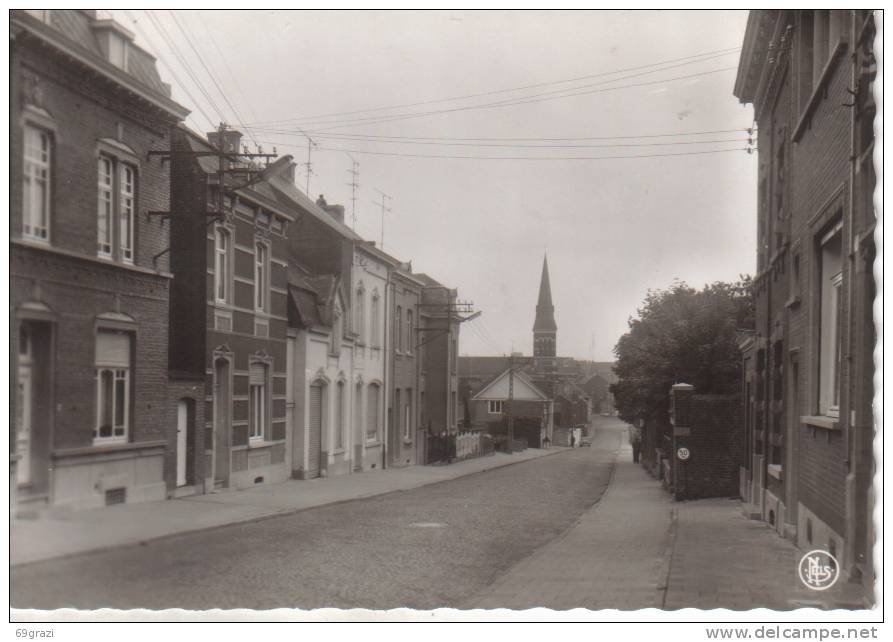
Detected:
[
  {"left": 207, "top": 128, "right": 243, "bottom": 154},
  {"left": 284, "top": 161, "right": 297, "bottom": 185},
  {"left": 325, "top": 204, "right": 346, "bottom": 224},
  {"left": 316, "top": 195, "right": 345, "bottom": 224}
]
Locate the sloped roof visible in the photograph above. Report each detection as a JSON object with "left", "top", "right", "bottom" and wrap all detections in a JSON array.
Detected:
[
  {"left": 472, "top": 368, "right": 549, "bottom": 402},
  {"left": 13, "top": 10, "right": 187, "bottom": 119}
]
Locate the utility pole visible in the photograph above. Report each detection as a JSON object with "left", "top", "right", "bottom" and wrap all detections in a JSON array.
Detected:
[
  {"left": 346, "top": 158, "right": 359, "bottom": 229},
  {"left": 372, "top": 189, "right": 392, "bottom": 249},
  {"left": 507, "top": 353, "right": 515, "bottom": 454},
  {"left": 301, "top": 130, "right": 317, "bottom": 194}
]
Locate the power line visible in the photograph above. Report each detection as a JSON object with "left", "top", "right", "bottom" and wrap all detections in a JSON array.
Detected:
[
  {"left": 143, "top": 10, "right": 229, "bottom": 128},
  {"left": 123, "top": 10, "right": 216, "bottom": 131},
  {"left": 166, "top": 10, "right": 259, "bottom": 147},
  {"left": 307, "top": 66, "right": 738, "bottom": 131},
  {"left": 190, "top": 10, "right": 260, "bottom": 125},
  {"left": 247, "top": 131, "right": 751, "bottom": 150},
  {"left": 245, "top": 46, "right": 741, "bottom": 127},
  {"left": 254, "top": 140, "right": 752, "bottom": 161},
  {"left": 245, "top": 65, "right": 737, "bottom": 134},
  {"left": 267, "top": 127, "right": 752, "bottom": 143}
]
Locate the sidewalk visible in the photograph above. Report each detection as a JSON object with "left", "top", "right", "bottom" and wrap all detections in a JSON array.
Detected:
[
  {"left": 468, "top": 440, "right": 870, "bottom": 611},
  {"left": 11, "top": 448, "right": 562, "bottom": 567},
  {"left": 466, "top": 445, "right": 674, "bottom": 610}
]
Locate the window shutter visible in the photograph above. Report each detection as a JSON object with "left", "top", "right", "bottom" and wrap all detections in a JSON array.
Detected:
[
  {"left": 249, "top": 362, "right": 266, "bottom": 386},
  {"left": 96, "top": 331, "right": 130, "bottom": 367}
]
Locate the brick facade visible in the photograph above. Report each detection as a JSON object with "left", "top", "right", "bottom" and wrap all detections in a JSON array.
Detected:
[
  {"left": 10, "top": 10, "right": 190, "bottom": 510},
  {"left": 734, "top": 10, "right": 876, "bottom": 597}
]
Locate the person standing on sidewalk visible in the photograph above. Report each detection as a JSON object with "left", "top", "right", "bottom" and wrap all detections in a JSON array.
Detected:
[{"left": 628, "top": 421, "right": 642, "bottom": 463}]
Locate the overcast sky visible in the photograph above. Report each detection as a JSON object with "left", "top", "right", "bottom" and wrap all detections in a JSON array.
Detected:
[{"left": 120, "top": 9, "right": 757, "bottom": 361}]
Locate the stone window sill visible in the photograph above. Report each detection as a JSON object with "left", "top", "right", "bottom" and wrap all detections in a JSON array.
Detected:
[
  {"left": 801, "top": 415, "right": 840, "bottom": 431},
  {"left": 767, "top": 464, "right": 784, "bottom": 480}
]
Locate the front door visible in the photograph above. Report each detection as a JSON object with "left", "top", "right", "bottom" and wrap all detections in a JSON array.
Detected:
[
  {"left": 214, "top": 358, "right": 231, "bottom": 487},
  {"left": 307, "top": 384, "right": 323, "bottom": 478},
  {"left": 16, "top": 361, "right": 32, "bottom": 487},
  {"left": 177, "top": 400, "right": 188, "bottom": 487}
]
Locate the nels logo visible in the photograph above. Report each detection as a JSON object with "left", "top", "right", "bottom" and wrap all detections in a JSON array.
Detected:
[{"left": 798, "top": 550, "right": 839, "bottom": 591}]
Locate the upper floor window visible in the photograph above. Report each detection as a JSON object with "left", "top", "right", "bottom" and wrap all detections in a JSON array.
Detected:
[
  {"left": 799, "top": 10, "right": 850, "bottom": 110},
  {"left": 214, "top": 227, "right": 230, "bottom": 303},
  {"left": 403, "top": 389, "right": 413, "bottom": 441},
  {"left": 95, "top": 330, "right": 132, "bottom": 443},
  {"left": 406, "top": 308, "right": 414, "bottom": 354},
  {"left": 23, "top": 125, "right": 51, "bottom": 243},
  {"left": 818, "top": 222, "right": 843, "bottom": 417},
  {"left": 371, "top": 291, "right": 381, "bottom": 347},
  {"left": 255, "top": 242, "right": 268, "bottom": 311},
  {"left": 396, "top": 305, "right": 403, "bottom": 352},
  {"left": 108, "top": 33, "right": 128, "bottom": 70},
  {"left": 354, "top": 286, "right": 365, "bottom": 342},
  {"left": 97, "top": 155, "right": 136, "bottom": 263}
]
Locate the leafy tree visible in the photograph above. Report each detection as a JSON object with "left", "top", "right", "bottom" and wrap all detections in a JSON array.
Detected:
[{"left": 610, "top": 277, "right": 753, "bottom": 424}]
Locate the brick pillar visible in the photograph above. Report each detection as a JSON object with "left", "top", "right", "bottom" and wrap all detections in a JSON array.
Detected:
[{"left": 670, "top": 383, "right": 695, "bottom": 501}]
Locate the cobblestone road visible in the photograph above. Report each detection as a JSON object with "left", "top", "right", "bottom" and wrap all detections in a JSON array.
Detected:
[{"left": 12, "top": 424, "right": 621, "bottom": 611}]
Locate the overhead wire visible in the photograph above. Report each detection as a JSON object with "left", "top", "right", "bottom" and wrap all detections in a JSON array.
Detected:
[
  {"left": 258, "top": 127, "right": 751, "bottom": 143},
  {"left": 252, "top": 140, "right": 752, "bottom": 161},
  {"left": 246, "top": 65, "right": 738, "bottom": 132},
  {"left": 166, "top": 10, "right": 259, "bottom": 147},
  {"left": 143, "top": 10, "right": 229, "bottom": 128},
  {"left": 245, "top": 46, "right": 742, "bottom": 126},
  {"left": 190, "top": 10, "right": 261, "bottom": 125},
  {"left": 123, "top": 10, "right": 216, "bottom": 132}
]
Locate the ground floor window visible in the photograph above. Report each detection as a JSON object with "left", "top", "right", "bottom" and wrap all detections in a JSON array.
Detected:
[
  {"left": 95, "top": 330, "right": 131, "bottom": 443},
  {"left": 249, "top": 362, "right": 268, "bottom": 441}
]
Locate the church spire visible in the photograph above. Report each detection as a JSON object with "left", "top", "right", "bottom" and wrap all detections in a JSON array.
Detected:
[{"left": 533, "top": 254, "right": 557, "bottom": 332}]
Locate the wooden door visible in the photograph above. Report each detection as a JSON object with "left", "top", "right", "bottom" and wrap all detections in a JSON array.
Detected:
[{"left": 307, "top": 384, "right": 323, "bottom": 478}]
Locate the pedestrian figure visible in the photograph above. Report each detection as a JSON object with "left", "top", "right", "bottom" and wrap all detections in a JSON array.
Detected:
[
  {"left": 570, "top": 432, "right": 576, "bottom": 448},
  {"left": 629, "top": 421, "right": 643, "bottom": 463}
]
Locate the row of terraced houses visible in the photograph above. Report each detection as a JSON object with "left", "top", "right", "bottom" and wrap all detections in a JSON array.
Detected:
[{"left": 10, "top": 9, "right": 463, "bottom": 512}]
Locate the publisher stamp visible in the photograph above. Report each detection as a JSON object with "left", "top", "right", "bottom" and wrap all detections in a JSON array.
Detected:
[{"left": 798, "top": 550, "right": 839, "bottom": 591}]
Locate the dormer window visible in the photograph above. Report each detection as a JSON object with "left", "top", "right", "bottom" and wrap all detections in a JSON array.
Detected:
[
  {"left": 91, "top": 19, "right": 134, "bottom": 72},
  {"left": 108, "top": 33, "right": 128, "bottom": 69}
]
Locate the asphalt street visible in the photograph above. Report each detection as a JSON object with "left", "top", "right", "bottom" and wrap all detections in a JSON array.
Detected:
[{"left": 12, "top": 419, "right": 625, "bottom": 611}]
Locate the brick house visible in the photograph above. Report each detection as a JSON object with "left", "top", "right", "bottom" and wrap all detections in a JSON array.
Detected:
[
  {"left": 10, "top": 10, "right": 192, "bottom": 510},
  {"left": 168, "top": 126, "right": 294, "bottom": 491},
  {"left": 467, "top": 367, "right": 554, "bottom": 448},
  {"left": 416, "top": 274, "right": 462, "bottom": 437},
  {"left": 387, "top": 263, "right": 426, "bottom": 468},
  {"left": 734, "top": 10, "right": 876, "bottom": 599}
]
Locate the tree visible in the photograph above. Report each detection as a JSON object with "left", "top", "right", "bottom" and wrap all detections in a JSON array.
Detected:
[{"left": 610, "top": 277, "right": 753, "bottom": 424}]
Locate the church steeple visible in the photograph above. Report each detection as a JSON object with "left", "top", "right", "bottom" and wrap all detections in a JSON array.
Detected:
[{"left": 533, "top": 254, "right": 557, "bottom": 359}]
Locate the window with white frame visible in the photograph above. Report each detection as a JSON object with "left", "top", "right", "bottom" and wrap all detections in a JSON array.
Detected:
[
  {"left": 97, "top": 155, "right": 136, "bottom": 262},
  {"left": 214, "top": 226, "right": 230, "bottom": 303},
  {"left": 354, "top": 286, "right": 365, "bottom": 342},
  {"left": 818, "top": 222, "right": 843, "bottom": 417},
  {"left": 488, "top": 400, "right": 504, "bottom": 414},
  {"left": 331, "top": 304, "right": 343, "bottom": 356},
  {"left": 371, "top": 291, "right": 381, "bottom": 347},
  {"left": 406, "top": 308, "right": 413, "bottom": 354},
  {"left": 366, "top": 382, "right": 380, "bottom": 440},
  {"left": 95, "top": 330, "right": 131, "bottom": 442},
  {"left": 404, "top": 389, "right": 413, "bottom": 441},
  {"left": 255, "top": 242, "right": 268, "bottom": 311},
  {"left": 23, "top": 125, "right": 51, "bottom": 242},
  {"left": 396, "top": 305, "right": 403, "bottom": 352},
  {"left": 249, "top": 362, "right": 268, "bottom": 441}
]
